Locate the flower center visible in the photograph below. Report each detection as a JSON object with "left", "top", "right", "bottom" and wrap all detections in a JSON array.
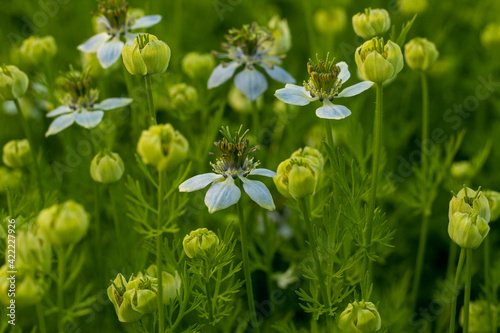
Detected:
[
  {"left": 61, "top": 68, "right": 99, "bottom": 109},
  {"left": 210, "top": 126, "right": 260, "bottom": 179},
  {"left": 303, "top": 54, "right": 342, "bottom": 101},
  {"left": 98, "top": 0, "right": 133, "bottom": 37}
]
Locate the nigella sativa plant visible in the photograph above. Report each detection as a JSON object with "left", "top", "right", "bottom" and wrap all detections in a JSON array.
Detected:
[
  {"left": 208, "top": 23, "right": 295, "bottom": 101},
  {"left": 45, "top": 69, "right": 132, "bottom": 136},
  {"left": 275, "top": 54, "right": 374, "bottom": 119},
  {"left": 179, "top": 126, "right": 276, "bottom": 213},
  {"left": 77, "top": 0, "right": 161, "bottom": 68}
]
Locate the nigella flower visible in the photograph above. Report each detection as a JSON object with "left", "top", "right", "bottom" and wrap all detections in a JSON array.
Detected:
[
  {"left": 275, "top": 54, "right": 374, "bottom": 119},
  {"left": 208, "top": 23, "right": 295, "bottom": 101},
  {"left": 179, "top": 126, "right": 276, "bottom": 213},
  {"left": 45, "top": 69, "right": 132, "bottom": 136},
  {"left": 77, "top": 0, "right": 161, "bottom": 69}
]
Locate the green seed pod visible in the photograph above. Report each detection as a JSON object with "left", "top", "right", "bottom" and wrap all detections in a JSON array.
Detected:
[
  {"left": 122, "top": 33, "right": 171, "bottom": 75},
  {"left": 339, "top": 300, "right": 382, "bottom": 333},
  {"left": 15, "top": 229, "right": 52, "bottom": 273},
  {"left": 137, "top": 123, "right": 189, "bottom": 171},
  {"left": 449, "top": 187, "right": 491, "bottom": 223},
  {"left": 182, "top": 228, "right": 219, "bottom": 259},
  {"left": 450, "top": 161, "right": 474, "bottom": 180},
  {"left": 0, "top": 265, "right": 45, "bottom": 307},
  {"left": 448, "top": 212, "right": 489, "bottom": 249},
  {"left": 274, "top": 152, "right": 323, "bottom": 199},
  {"left": 0, "top": 167, "right": 22, "bottom": 193},
  {"left": 145, "top": 264, "right": 182, "bottom": 305},
  {"left": 123, "top": 274, "right": 158, "bottom": 315},
  {"left": 19, "top": 35, "right": 57, "bottom": 65},
  {"left": 90, "top": 151, "right": 125, "bottom": 184},
  {"left": 107, "top": 273, "right": 144, "bottom": 323},
  {"left": 181, "top": 52, "right": 216, "bottom": 79},
  {"left": 459, "top": 300, "right": 497, "bottom": 333},
  {"left": 483, "top": 190, "right": 500, "bottom": 222},
  {"left": 352, "top": 8, "right": 391, "bottom": 39},
  {"left": 0, "top": 65, "right": 29, "bottom": 101},
  {"left": 355, "top": 37, "right": 403, "bottom": 83},
  {"left": 168, "top": 83, "right": 198, "bottom": 110},
  {"left": 36, "top": 200, "right": 90, "bottom": 246},
  {"left": 2, "top": 139, "right": 31, "bottom": 169},
  {"left": 404, "top": 37, "right": 439, "bottom": 71},
  {"left": 266, "top": 15, "right": 291, "bottom": 55}
]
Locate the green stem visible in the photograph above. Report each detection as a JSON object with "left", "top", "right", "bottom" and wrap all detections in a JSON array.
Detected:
[
  {"left": 205, "top": 268, "right": 214, "bottom": 324},
  {"left": 236, "top": 199, "right": 260, "bottom": 333},
  {"left": 36, "top": 303, "right": 47, "bottom": 333},
  {"left": 109, "top": 184, "right": 121, "bottom": 236},
  {"left": 411, "top": 213, "right": 429, "bottom": 307},
  {"left": 57, "top": 246, "right": 66, "bottom": 333},
  {"left": 420, "top": 73, "right": 429, "bottom": 172},
  {"left": 14, "top": 99, "right": 44, "bottom": 207},
  {"left": 157, "top": 170, "right": 165, "bottom": 333},
  {"left": 484, "top": 236, "right": 494, "bottom": 333},
  {"left": 463, "top": 249, "right": 472, "bottom": 333},
  {"left": 324, "top": 119, "right": 334, "bottom": 150},
  {"left": 251, "top": 100, "right": 260, "bottom": 142},
  {"left": 122, "top": 62, "right": 139, "bottom": 136},
  {"left": 93, "top": 183, "right": 103, "bottom": 282},
  {"left": 144, "top": 75, "right": 156, "bottom": 125},
  {"left": 365, "top": 83, "right": 383, "bottom": 275},
  {"left": 449, "top": 248, "right": 466, "bottom": 333},
  {"left": 298, "top": 197, "right": 333, "bottom": 332}
]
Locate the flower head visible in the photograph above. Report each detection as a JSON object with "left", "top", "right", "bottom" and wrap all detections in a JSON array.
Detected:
[
  {"left": 404, "top": 37, "right": 439, "bottom": 71},
  {"left": 183, "top": 228, "right": 220, "bottom": 259},
  {"left": 208, "top": 23, "right": 295, "bottom": 101},
  {"left": 19, "top": 35, "right": 57, "bottom": 65},
  {"left": 275, "top": 54, "right": 373, "bottom": 119},
  {"left": 2, "top": 139, "right": 31, "bottom": 168},
  {"left": 0, "top": 65, "right": 29, "bottom": 101},
  {"left": 122, "top": 33, "right": 171, "bottom": 75},
  {"left": 338, "top": 300, "right": 382, "bottom": 333},
  {"left": 449, "top": 186, "right": 491, "bottom": 223},
  {"left": 483, "top": 190, "right": 500, "bottom": 222},
  {"left": 355, "top": 37, "right": 403, "bottom": 83},
  {"left": 179, "top": 126, "right": 276, "bottom": 213},
  {"left": 448, "top": 212, "right": 489, "bottom": 249},
  {"left": 77, "top": 0, "right": 162, "bottom": 68},
  {"left": 45, "top": 68, "right": 132, "bottom": 136},
  {"left": 352, "top": 8, "right": 391, "bottom": 39},
  {"left": 90, "top": 150, "right": 125, "bottom": 183},
  {"left": 181, "top": 52, "right": 216, "bottom": 79}
]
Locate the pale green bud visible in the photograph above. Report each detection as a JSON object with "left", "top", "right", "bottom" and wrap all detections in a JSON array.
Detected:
[
  {"left": 339, "top": 300, "right": 382, "bottom": 333},
  {"left": 168, "top": 83, "right": 198, "bottom": 110},
  {"left": 0, "top": 265, "right": 45, "bottom": 307},
  {"left": 107, "top": 273, "right": 144, "bottom": 323},
  {"left": 355, "top": 37, "right": 403, "bottom": 83},
  {"left": 19, "top": 35, "right": 57, "bottom": 65},
  {"left": 404, "top": 37, "right": 439, "bottom": 71},
  {"left": 448, "top": 212, "right": 489, "bottom": 249},
  {"left": 483, "top": 190, "right": 500, "bottom": 222},
  {"left": 0, "top": 65, "right": 29, "bottom": 101},
  {"left": 36, "top": 200, "right": 90, "bottom": 246},
  {"left": 481, "top": 23, "right": 500, "bottom": 49},
  {"left": 124, "top": 274, "right": 158, "bottom": 315},
  {"left": 122, "top": 34, "right": 171, "bottom": 75},
  {"left": 352, "top": 8, "right": 391, "bottom": 39},
  {"left": 144, "top": 265, "right": 182, "bottom": 305},
  {"left": 449, "top": 187, "right": 491, "bottom": 223},
  {"left": 90, "top": 151, "right": 125, "bottom": 184},
  {"left": 274, "top": 155, "right": 322, "bottom": 199},
  {"left": 181, "top": 52, "right": 216, "bottom": 79},
  {"left": 459, "top": 300, "right": 497, "bottom": 333},
  {"left": 314, "top": 8, "right": 347, "bottom": 34},
  {"left": 137, "top": 123, "right": 189, "bottom": 171},
  {"left": 182, "top": 228, "right": 219, "bottom": 259},
  {"left": 0, "top": 167, "right": 22, "bottom": 193},
  {"left": 450, "top": 161, "right": 474, "bottom": 180},
  {"left": 267, "top": 15, "right": 291, "bottom": 55},
  {"left": 2, "top": 139, "right": 31, "bottom": 168},
  {"left": 14, "top": 229, "right": 52, "bottom": 273},
  {"left": 398, "top": 0, "right": 428, "bottom": 15},
  {"left": 291, "top": 147, "right": 325, "bottom": 172}
]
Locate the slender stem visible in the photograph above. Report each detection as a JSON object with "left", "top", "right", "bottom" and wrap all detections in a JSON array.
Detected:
[
  {"left": 449, "top": 248, "right": 466, "bottom": 333},
  {"left": 14, "top": 99, "right": 44, "bottom": 207},
  {"left": 93, "top": 183, "right": 103, "bottom": 282},
  {"left": 251, "top": 100, "right": 260, "bottom": 142},
  {"left": 36, "top": 303, "right": 47, "bottom": 333},
  {"left": 205, "top": 267, "right": 214, "bottom": 324},
  {"left": 324, "top": 119, "right": 334, "bottom": 150},
  {"left": 463, "top": 249, "right": 472, "bottom": 333},
  {"left": 446, "top": 242, "right": 458, "bottom": 281},
  {"left": 122, "top": 62, "right": 140, "bottom": 136},
  {"left": 411, "top": 73, "right": 430, "bottom": 308},
  {"left": 109, "top": 184, "right": 121, "bottom": 235},
  {"left": 144, "top": 75, "right": 156, "bottom": 125},
  {"left": 484, "top": 236, "right": 494, "bottom": 333},
  {"left": 157, "top": 170, "right": 164, "bottom": 333},
  {"left": 236, "top": 199, "right": 260, "bottom": 333},
  {"left": 298, "top": 197, "right": 333, "bottom": 332},
  {"left": 57, "top": 246, "right": 66, "bottom": 332}
]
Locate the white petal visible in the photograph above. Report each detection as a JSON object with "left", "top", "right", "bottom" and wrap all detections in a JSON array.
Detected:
[
  {"left": 205, "top": 177, "right": 241, "bottom": 214},
  {"left": 234, "top": 68, "right": 268, "bottom": 101},
  {"left": 73, "top": 110, "right": 104, "bottom": 128},
  {"left": 131, "top": 15, "right": 162, "bottom": 29},
  {"left": 45, "top": 114, "right": 74, "bottom": 137},
  {"left": 275, "top": 84, "right": 317, "bottom": 106},
  {"left": 97, "top": 16, "right": 112, "bottom": 30},
  {"left": 262, "top": 65, "right": 296, "bottom": 84},
  {"left": 336, "top": 81, "right": 374, "bottom": 98},
  {"left": 97, "top": 38, "right": 124, "bottom": 69},
  {"left": 179, "top": 173, "right": 223, "bottom": 192},
  {"left": 315, "top": 99, "right": 351, "bottom": 119},
  {"left": 240, "top": 177, "right": 275, "bottom": 211},
  {"left": 94, "top": 98, "right": 133, "bottom": 110},
  {"left": 125, "top": 32, "right": 139, "bottom": 44},
  {"left": 77, "top": 32, "right": 110, "bottom": 53},
  {"left": 47, "top": 105, "right": 72, "bottom": 117},
  {"left": 248, "top": 168, "right": 277, "bottom": 178},
  {"left": 337, "top": 61, "right": 350, "bottom": 83},
  {"left": 207, "top": 61, "right": 240, "bottom": 89}
]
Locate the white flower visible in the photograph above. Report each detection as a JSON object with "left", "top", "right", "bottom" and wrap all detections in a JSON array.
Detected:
[
  {"left": 77, "top": 4, "right": 161, "bottom": 69},
  {"left": 275, "top": 56, "right": 373, "bottom": 119},
  {"left": 179, "top": 127, "right": 276, "bottom": 214},
  {"left": 208, "top": 23, "right": 295, "bottom": 101},
  {"left": 46, "top": 98, "right": 132, "bottom": 137}
]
